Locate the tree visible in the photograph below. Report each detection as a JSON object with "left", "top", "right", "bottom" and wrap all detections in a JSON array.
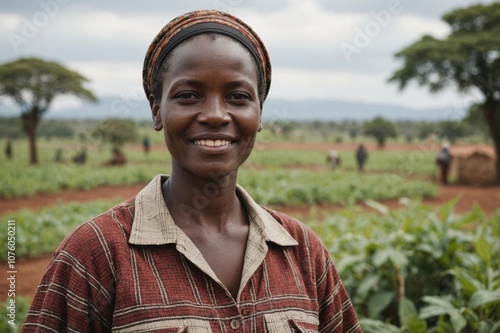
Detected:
[
  {"left": 363, "top": 116, "right": 397, "bottom": 148},
  {"left": 92, "top": 118, "right": 138, "bottom": 149},
  {"left": 0, "top": 57, "right": 97, "bottom": 164},
  {"left": 388, "top": 3, "right": 500, "bottom": 181},
  {"left": 436, "top": 120, "right": 466, "bottom": 143},
  {"left": 462, "top": 103, "right": 490, "bottom": 140}
]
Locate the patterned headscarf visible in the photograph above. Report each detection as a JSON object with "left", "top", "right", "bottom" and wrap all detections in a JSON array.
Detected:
[{"left": 142, "top": 10, "right": 272, "bottom": 101}]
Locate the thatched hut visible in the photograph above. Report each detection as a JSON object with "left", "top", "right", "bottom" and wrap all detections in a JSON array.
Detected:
[{"left": 452, "top": 147, "right": 497, "bottom": 184}]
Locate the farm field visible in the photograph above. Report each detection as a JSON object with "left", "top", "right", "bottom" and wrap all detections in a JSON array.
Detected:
[{"left": 1, "top": 140, "right": 499, "bottom": 332}]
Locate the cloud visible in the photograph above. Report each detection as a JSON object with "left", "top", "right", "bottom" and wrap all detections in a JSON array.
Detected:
[
  {"left": 315, "top": 0, "right": 498, "bottom": 18},
  {"left": 269, "top": 67, "right": 480, "bottom": 109},
  {"left": 0, "top": 0, "right": 494, "bottom": 113},
  {"left": 67, "top": 61, "right": 143, "bottom": 97}
]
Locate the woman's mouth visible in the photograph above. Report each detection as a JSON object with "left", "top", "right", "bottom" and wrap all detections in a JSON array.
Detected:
[{"left": 194, "top": 139, "right": 232, "bottom": 147}]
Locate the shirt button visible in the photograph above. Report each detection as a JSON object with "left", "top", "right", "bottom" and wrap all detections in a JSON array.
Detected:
[{"left": 230, "top": 318, "right": 241, "bottom": 330}]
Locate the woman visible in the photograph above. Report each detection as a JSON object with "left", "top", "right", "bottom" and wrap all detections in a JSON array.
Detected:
[{"left": 23, "top": 10, "right": 361, "bottom": 332}]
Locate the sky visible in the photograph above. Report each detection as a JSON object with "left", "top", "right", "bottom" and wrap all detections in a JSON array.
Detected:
[{"left": 0, "top": 0, "right": 497, "bottom": 115}]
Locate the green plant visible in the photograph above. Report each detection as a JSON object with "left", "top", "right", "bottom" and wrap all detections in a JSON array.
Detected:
[
  {"left": 308, "top": 200, "right": 500, "bottom": 332},
  {"left": 0, "top": 297, "right": 31, "bottom": 333}
]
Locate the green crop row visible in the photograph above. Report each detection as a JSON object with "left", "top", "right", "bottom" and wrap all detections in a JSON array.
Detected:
[
  {"left": 247, "top": 149, "right": 438, "bottom": 177},
  {"left": 309, "top": 200, "right": 500, "bottom": 332},
  {"left": 0, "top": 170, "right": 437, "bottom": 261},
  {"left": 248, "top": 149, "right": 437, "bottom": 178},
  {"left": 238, "top": 169, "right": 437, "bottom": 206},
  {"left": 1, "top": 137, "right": 439, "bottom": 199},
  {"left": 1, "top": 199, "right": 122, "bottom": 260}
]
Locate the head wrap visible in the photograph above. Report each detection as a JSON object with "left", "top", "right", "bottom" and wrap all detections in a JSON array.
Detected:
[{"left": 143, "top": 10, "right": 272, "bottom": 101}]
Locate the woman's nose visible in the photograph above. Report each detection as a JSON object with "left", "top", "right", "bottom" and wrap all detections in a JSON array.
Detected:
[{"left": 197, "top": 98, "right": 231, "bottom": 127}]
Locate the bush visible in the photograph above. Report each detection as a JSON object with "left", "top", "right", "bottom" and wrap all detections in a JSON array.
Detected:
[{"left": 309, "top": 199, "right": 500, "bottom": 332}]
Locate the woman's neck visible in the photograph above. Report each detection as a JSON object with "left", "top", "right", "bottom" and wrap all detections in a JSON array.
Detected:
[{"left": 162, "top": 168, "right": 244, "bottom": 230}]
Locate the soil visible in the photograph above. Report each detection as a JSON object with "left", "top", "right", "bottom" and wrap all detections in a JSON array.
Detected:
[{"left": 1, "top": 141, "right": 499, "bottom": 302}]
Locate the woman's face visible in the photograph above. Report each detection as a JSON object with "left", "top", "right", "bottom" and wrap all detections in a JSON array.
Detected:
[{"left": 151, "top": 34, "right": 262, "bottom": 180}]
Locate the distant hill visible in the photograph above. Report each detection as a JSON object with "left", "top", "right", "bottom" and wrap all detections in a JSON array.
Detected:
[{"left": 0, "top": 96, "right": 460, "bottom": 121}]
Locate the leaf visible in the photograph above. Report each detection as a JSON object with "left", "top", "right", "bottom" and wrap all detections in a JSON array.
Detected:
[
  {"left": 388, "top": 248, "right": 409, "bottom": 269},
  {"left": 491, "top": 320, "right": 500, "bottom": 333},
  {"left": 477, "top": 321, "right": 493, "bottom": 333},
  {"left": 469, "top": 289, "right": 500, "bottom": 309},
  {"left": 450, "top": 311, "right": 467, "bottom": 333},
  {"left": 399, "top": 297, "right": 417, "bottom": 328},
  {"left": 453, "top": 268, "right": 484, "bottom": 296},
  {"left": 357, "top": 274, "right": 380, "bottom": 298},
  {"left": 335, "top": 254, "right": 365, "bottom": 273},
  {"left": 364, "top": 199, "right": 389, "bottom": 215},
  {"left": 419, "top": 296, "right": 456, "bottom": 319},
  {"left": 368, "top": 291, "right": 394, "bottom": 319},
  {"left": 359, "top": 318, "right": 401, "bottom": 333},
  {"left": 373, "top": 249, "right": 390, "bottom": 267},
  {"left": 476, "top": 234, "right": 492, "bottom": 267},
  {"left": 407, "top": 314, "right": 427, "bottom": 333}
]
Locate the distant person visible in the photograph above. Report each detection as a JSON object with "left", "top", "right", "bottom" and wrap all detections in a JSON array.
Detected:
[
  {"left": 327, "top": 149, "right": 341, "bottom": 170},
  {"left": 5, "top": 138, "right": 12, "bottom": 159},
  {"left": 356, "top": 144, "right": 368, "bottom": 172},
  {"left": 73, "top": 146, "right": 87, "bottom": 164},
  {"left": 143, "top": 136, "right": 151, "bottom": 154},
  {"left": 54, "top": 148, "right": 64, "bottom": 162},
  {"left": 436, "top": 142, "right": 452, "bottom": 184},
  {"left": 105, "top": 147, "right": 127, "bottom": 166}
]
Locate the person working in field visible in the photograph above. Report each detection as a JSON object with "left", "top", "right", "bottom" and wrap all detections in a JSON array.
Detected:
[
  {"left": 328, "top": 149, "right": 341, "bottom": 170},
  {"left": 356, "top": 144, "right": 368, "bottom": 172},
  {"left": 436, "top": 142, "right": 452, "bottom": 184},
  {"left": 23, "top": 10, "right": 361, "bottom": 332},
  {"left": 104, "top": 147, "right": 127, "bottom": 166}
]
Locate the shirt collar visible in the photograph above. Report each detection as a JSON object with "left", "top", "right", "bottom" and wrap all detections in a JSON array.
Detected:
[{"left": 129, "top": 174, "right": 298, "bottom": 247}]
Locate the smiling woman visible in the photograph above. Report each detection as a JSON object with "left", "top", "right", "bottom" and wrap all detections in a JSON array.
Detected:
[{"left": 22, "top": 10, "right": 361, "bottom": 333}]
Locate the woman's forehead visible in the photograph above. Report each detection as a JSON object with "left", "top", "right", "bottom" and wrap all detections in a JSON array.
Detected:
[
  {"left": 168, "top": 34, "right": 257, "bottom": 69},
  {"left": 163, "top": 36, "right": 259, "bottom": 85}
]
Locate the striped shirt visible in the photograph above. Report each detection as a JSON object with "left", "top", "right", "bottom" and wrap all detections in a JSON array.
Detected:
[{"left": 23, "top": 175, "right": 361, "bottom": 332}]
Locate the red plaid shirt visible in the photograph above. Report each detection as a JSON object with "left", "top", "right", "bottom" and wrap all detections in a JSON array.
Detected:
[{"left": 23, "top": 175, "right": 361, "bottom": 332}]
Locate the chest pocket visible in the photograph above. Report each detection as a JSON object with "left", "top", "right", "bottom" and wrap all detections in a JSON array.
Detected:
[
  {"left": 112, "top": 319, "right": 211, "bottom": 333},
  {"left": 264, "top": 311, "right": 319, "bottom": 333}
]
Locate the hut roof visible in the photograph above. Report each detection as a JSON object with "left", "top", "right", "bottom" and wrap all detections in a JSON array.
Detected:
[{"left": 451, "top": 146, "right": 495, "bottom": 159}]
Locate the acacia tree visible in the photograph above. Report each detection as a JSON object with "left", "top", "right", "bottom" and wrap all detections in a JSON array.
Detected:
[
  {"left": 363, "top": 116, "right": 397, "bottom": 148},
  {"left": 92, "top": 118, "right": 138, "bottom": 150},
  {"left": 0, "top": 57, "right": 97, "bottom": 164},
  {"left": 388, "top": 3, "right": 500, "bottom": 181}
]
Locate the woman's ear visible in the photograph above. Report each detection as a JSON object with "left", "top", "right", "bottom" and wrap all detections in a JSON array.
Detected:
[
  {"left": 258, "top": 106, "right": 263, "bottom": 132},
  {"left": 149, "top": 94, "right": 163, "bottom": 131}
]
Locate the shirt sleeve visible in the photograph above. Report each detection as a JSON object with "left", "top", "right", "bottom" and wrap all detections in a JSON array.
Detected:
[
  {"left": 308, "top": 231, "right": 362, "bottom": 333},
  {"left": 317, "top": 250, "right": 362, "bottom": 332},
  {"left": 22, "top": 223, "right": 116, "bottom": 333}
]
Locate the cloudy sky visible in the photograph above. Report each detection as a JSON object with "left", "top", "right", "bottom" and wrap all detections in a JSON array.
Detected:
[{"left": 0, "top": 0, "right": 496, "bottom": 115}]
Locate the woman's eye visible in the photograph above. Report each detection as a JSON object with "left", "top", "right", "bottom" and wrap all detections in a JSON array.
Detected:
[
  {"left": 229, "top": 92, "right": 251, "bottom": 101},
  {"left": 174, "top": 92, "right": 197, "bottom": 99}
]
